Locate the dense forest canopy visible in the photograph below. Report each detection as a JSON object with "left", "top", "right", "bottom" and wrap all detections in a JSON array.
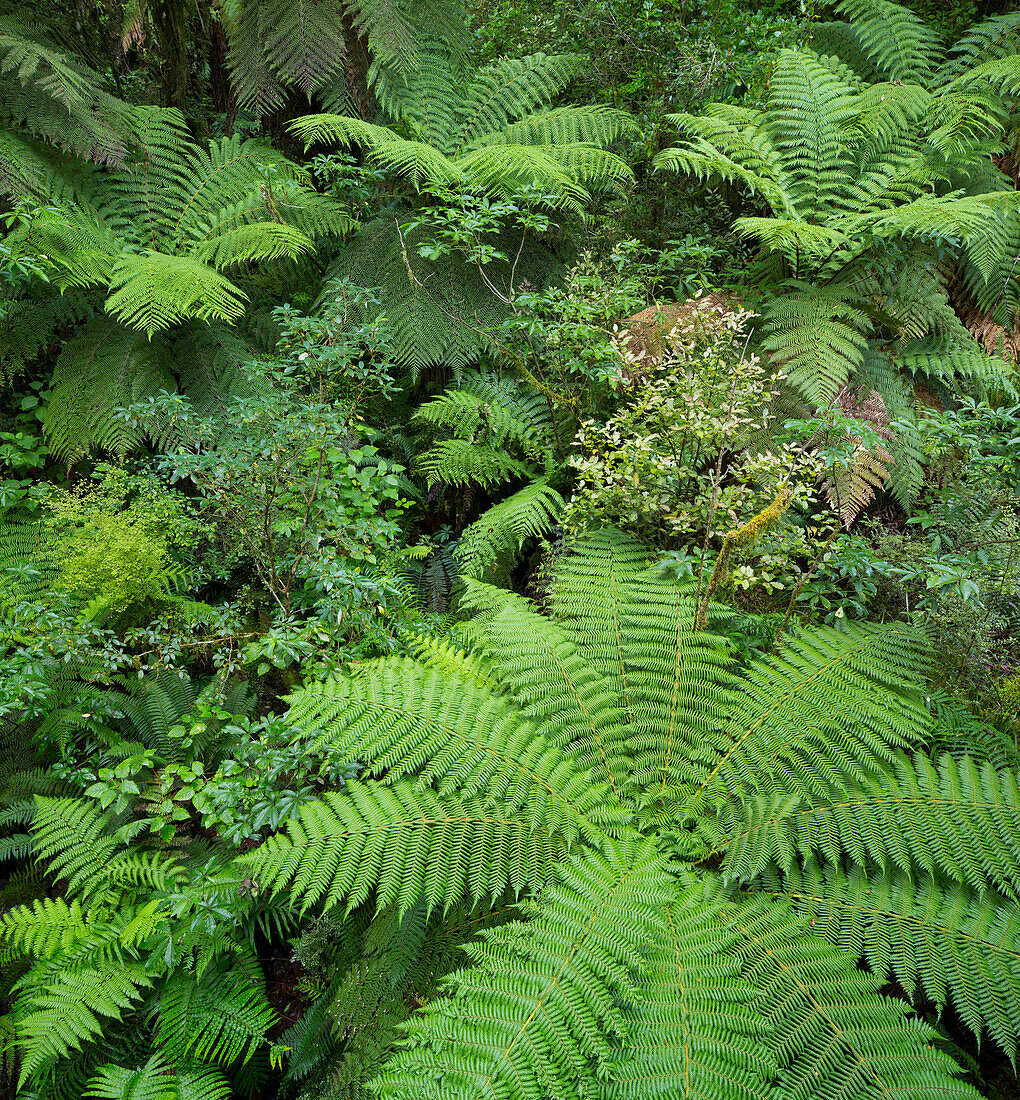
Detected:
[{"left": 2, "top": 0, "right": 1020, "bottom": 1097}]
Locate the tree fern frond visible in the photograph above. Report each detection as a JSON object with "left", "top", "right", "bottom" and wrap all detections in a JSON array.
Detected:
[
  {"left": 547, "top": 529, "right": 651, "bottom": 706},
  {"left": 767, "top": 51, "right": 858, "bottom": 218},
  {"left": 453, "top": 144, "right": 588, "bottom": 209},
  {"left": 190, "top": 222, "right": 313, "bottom": 268},
  {"left": 692, "top": 622, "right": 932, "bottom": 810},
  {"left": 764, "top": 862, "right": 1020, "bottom": 1062},
  {"left": 807, "top": 21, "right": 880, "bottom": 81},
  {"left": 478, "top": 603, "right": 631, "bottom": 791},
  {"left": 453, "top": 53, "right": 584, "bottom": 151},
  {"left": 413, "top": 375, "right": 555, "bottom": 461},
  {"left": 721, "top": 753, "right": 1020, "bottom": 900},
  {"left": 0, "top": 18, "right": 133, "bottom": 167},
  {"left": 322, "top": 219, "right": 518, "bottom": 374},
  {"left": 31, "top": 797, "right": 120, "bottom": 901},
  {"left": 406, "top": 637, "right": 493, "bottom": 691},
  {"left": 44, "top": 320, "right": 174, "bottom": 460},
  {"left": 241, "top": 780, "right": 571, "bottom": 915},
  {"left": 926, "top": 691, "right": 1020, "bottom": 771},
  {"left": 655, "top": 110, "right": 791, "bottom": 214},
  {"left": 291, "top": 114, "right": 464, "bottom": 188},
  {"left": 725, "top": 895, "right": 977, "bottom": 1099},
  {"left": 455, "top": 480, "right": 565, "bottom": 579},
  {"left": 220, "top": 0, "right": 345, "bottom": 111},
  {"left": 600, "top": 880, "right": 768, "bottom": 1100},
  {"left": 898, "top": 334, "right": 1017, "bottom": 391},
  {"left": 14, "top": 961, "right": 151, "bottom": 1087},
  {"left": 350, "top": 0, "right": 471, "bottom": 72},
  {"left": 865, "top": 191, "right": 1020, "bottom": 279},
  {"left": 937, "top": 12, "right": 1020, "bottom": 79},
  {"left": 290, "top": 660, "right": 612, "bottom": 839},
  {"left": 833, "top": 0, "right": 942, "bottom": 83},
  {"left": 371, "top": 44, "right": 463, "bottom": 148},
  {"left": 536, "top": 143, "right": 634, "bottom": 194},
  {"left": 417, "top": 439, "right": 535, "bottom": 489},
  {"left": 373, "top": 838, "right": 676, "bottom": 1100},
  {"left": 620, "top": 570, "right": 735, "bottom": 800},
  {"left": 113, "top": 671, "right": 198, "bottom": 764},
  {"left": 733, "top": 215, "right": 856, "bottom": 264},
  {"left": 489, "top": 106, "right": 637, "bottom": 151},
  {"left": 761, "top": 284, "right": 872, "bottom": 405},
  {"left": 87, "top": 1052, "right": 231, "bottom": 1100},
  {"left": 105, "top": 251, "right": 248, "bottom": 335},
  {"left": 154, "top": 959, "right": 272, "bottom": 1068}
]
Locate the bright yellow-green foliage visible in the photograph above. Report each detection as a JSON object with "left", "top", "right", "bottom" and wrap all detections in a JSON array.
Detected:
[
  {"left": 57, "top": 515, "right": 169, "bottom": 615},
  {"left": 46, "top": 470, "right": 204, "bottom": 616}
]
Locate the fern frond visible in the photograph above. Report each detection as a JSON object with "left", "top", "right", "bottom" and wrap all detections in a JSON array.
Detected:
[
  {"left": 87, "top": 1052, "right": 231, "bottom": 1100},
  {"left": 547, "top": 528, "right": 651, "bottom": 703},
  {"left": 833, "top": 0, "right": 942, "bottom": 83},
  {"left": 417, "top": 440, "right": 535, "bottom": 489},
  {"left": 724, "top": 895, "right": 976, "bottom": 1098},
  {"left": 241, "top": 780, "right": 569, "bottom": 916},
  {"left": 453, "top": 53, "right": 584, "bottom": 150},
  {"left": 692, "top": 622, "right": 932, "bottom": 810},
  {"left": 453, "top": 144, "right": 588, "bottom": 209},
  {"left": 31, "top": 797, "right": 120, "bottom": 900},
  {"left": 373, "top": 838, "right": 676, "bottom": 1100},
  {"left": 476, "top": 602, "right": 631, "bottom": 790},
  {"left": 616, "top": 569, "right": 735, "bottom": 800},
  {"left": 287, "top": 661, "right": 611, "bottom": 841},
  {"left": 721, "top": 752, "right": 1020, "bottom": 900},
  {"left": 190, "top": 221, "right": 313, "bottom": 267},
  {"left": 764, "top": 862, "right": 1020, "bottom": 1062},
  {"left": 44, "top": 320, "right": 174, "bottom": 460},
  {"left": 489, "top": 106, "right": 636, "bottom": 151},
  {"left": 937, "top": 12, "right": 1020, "bottom": 79},
  {"left": 0, "top": 18, "right": 133, "bottom": 167},
  {"left": 0, "top": 897, "right": 89, "bottom": 959},
  {"left": 455, "top": 480, "right": 565, "bottom": 579},
  {"left": 14, "top": 960, "right": 151, "bottom": 1087},
  {"left": 113, "top": 671, "right": 198, "bottom": 764},
  {"left": 155, "top": 959, "right": 273, "bottom": 1068},
  {"left": 767, "top": 51, "right": 858, "bottom": 217},
  {"left": 602, "top": 880, "right": 768, "bottom": 1100},
  {"left": 761, "top": 284, "right": 872, "bottom": 405},
  {"left": 105, "top": 252, "right": 247, "bottom": 334},
  {"left": 926, "top": 691, "right": 1020, "bottom": 771},
  {"left": 412, "top": 376, "right": 554, "bottom": 461},
  {"left": 807, "top": 21, "right": 881, "bottom": 81}
]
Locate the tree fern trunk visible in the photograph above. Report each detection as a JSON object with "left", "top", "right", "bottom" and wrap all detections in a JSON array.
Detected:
[{"left": 341, "top": 5, "right": 375, "bottom": 120}]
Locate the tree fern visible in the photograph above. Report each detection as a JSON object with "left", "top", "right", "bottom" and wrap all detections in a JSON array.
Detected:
[
  {"left": 291, "top": 50, "right": 632, "bottom": 371},
  {"left": 832, "top": 0, "right": 942, "bottom": 84},
  {"left": 5, "top": 111, "right": 349, "bottom": 459},
  {"left": 800, "top": 0, "right": 1020, "bottom": 351},
  {"left": 412, "top": 371, "right": 565, "bottom": 579},
  {"left": 240, "top": 526, "right": 1020, "bottom": 1097},
  {"left": 293, "top": 54, "right": 633, "bottom": 207},
  {"left": 0, "top": 15, "right": 134, "bottom": 195},
  {"left": 657, "top": 43, "right": 1020, "bottom": 470},
  {"left": 3, "top": 791, "right": 276, "bottom": 1094},
  {"left": 86, "top": 1052, "right": 231, "bottom": 1100},
  {"left": 218, "top": 0, "right": 470, "bottom": 118}
]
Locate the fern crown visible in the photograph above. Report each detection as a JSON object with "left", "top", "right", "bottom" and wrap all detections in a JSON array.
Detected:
[{"left": 234, "top": 528, "right": 1020, "bottom": 1100}]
